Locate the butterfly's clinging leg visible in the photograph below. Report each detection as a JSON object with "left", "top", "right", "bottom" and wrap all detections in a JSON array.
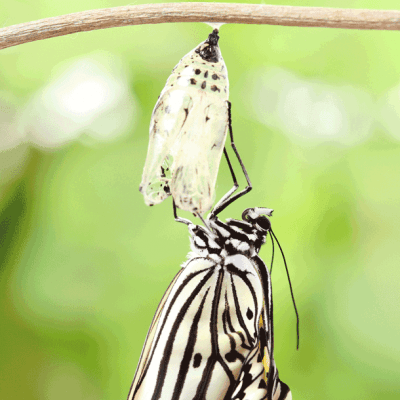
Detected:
[
  {"left": 210, "top": 101, "right": 252, "bottom": 218},
  {"left": 209, "top": 147, "right": 239, "bottom": 219},
  {"left": 173, "top": 200, "right": 192, "bottom": 226}
]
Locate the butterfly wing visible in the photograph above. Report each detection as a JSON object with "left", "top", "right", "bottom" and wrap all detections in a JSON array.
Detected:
[
  {"left": 128, "top": 252, "right": 269, "bottom": 400},
  {"left": 230, "top": 256, "right": 292, "bottom": 400},
  {"left": 229, "top": 315, "right": 292, "bottom": 400},
  {"left": 127, "top": 267, "right": 185, "bottom": 399},
  {"left": 128, "top": 256, "right": 219, "bottom": 400}
]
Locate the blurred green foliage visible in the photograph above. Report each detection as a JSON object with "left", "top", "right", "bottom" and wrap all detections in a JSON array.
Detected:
[{"left": 1, "top": 1, "right": 400, "bottom": 399}]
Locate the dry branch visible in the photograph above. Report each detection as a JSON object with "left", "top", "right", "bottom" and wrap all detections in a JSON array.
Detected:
[{"left": 1, "top": 3, "right": 400, "bottom": 50}]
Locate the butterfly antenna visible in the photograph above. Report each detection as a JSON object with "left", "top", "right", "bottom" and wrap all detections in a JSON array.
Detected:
[
  {"left": 270, "top": 232, "right": 275, "bottom": 274},
  {"left": 270, "top": 229, "right": 300, "bottom": 350}
]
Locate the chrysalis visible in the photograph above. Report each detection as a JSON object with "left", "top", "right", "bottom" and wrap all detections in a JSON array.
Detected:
[
  {"left": 127, "top": 208, "right": 291, "bottom": 400},
  {"left": 139, "top": 29, "right": 230, "bottom": 215}
]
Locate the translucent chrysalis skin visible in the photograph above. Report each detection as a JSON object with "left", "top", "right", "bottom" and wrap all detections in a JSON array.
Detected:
[
  {"left": 127, "top": 208, "right": 292, "bottom": 400},
  {"left": 139, "top": 29, "right": 229, "bottom": 214}
]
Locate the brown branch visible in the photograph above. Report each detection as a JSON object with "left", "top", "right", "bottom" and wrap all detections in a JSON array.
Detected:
[{"left": 1, "top": 3, "right": 400, "bottom": 50}]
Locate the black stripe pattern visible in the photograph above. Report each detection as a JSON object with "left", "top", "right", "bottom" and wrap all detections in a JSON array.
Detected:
[{"left": 128, "top": 208, "right": 291, "bottom": 400}]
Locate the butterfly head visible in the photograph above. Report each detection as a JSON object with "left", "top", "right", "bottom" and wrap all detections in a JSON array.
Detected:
[{"left": 242, "top": 207, "right": 273, "bottom": 234}]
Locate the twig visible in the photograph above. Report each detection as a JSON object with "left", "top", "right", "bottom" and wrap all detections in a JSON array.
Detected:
[{"left": 1, "top": 3, "right": 400, "bottom": 50}]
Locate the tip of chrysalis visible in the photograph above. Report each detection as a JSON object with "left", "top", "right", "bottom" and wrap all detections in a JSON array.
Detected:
[{"left": 207, "top": 29, "right": 220, "bottom": 46}]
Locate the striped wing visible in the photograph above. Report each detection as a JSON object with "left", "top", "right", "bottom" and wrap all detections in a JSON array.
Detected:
[
  {"left": 128, "top": 253, "right": 266, "bottom": 400},
  {"left": 230, "top": 316, "right": 291, "bottom": 400},
  {"left": 139, "top": 33, "right": 229, "bottom": 214},
  {"left": 127, "top": 269, "right": 185, "bottom": 398},
  {"left": 229, "top": 256, "right": 292, "bottom": 400}
]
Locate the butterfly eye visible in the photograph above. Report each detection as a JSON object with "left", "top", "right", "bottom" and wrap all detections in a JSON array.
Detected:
[{"left": 256, "top": 216, "right": 271, "bottom": 231}]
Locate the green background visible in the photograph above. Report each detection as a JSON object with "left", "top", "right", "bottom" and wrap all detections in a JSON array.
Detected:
[{"left": 1, "top": 1, "right": 400, "bottom": 399}]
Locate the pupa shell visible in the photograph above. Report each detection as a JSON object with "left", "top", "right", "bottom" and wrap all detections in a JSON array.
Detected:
[{"left": 139, "top": 29, "right": 229, "bottom": 215}]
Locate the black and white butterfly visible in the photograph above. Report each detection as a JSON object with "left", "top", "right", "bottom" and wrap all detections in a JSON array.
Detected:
[{"left": 127, "top": 206, "right": 293, "bottom": 400}]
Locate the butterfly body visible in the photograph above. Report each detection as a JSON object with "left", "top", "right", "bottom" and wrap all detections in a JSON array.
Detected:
[
  {"left": 128, "top": 209, "right": 291, "bottom": 400},
  {"left": 139, "top": 29, "right": 229, "bottom": 214}
]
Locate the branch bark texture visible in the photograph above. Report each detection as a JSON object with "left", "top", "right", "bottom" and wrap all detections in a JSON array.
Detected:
[{"left": 1, "top": 3, "right": 400, "bottom": 50}]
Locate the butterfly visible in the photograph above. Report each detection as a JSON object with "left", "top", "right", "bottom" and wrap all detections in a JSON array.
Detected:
[
  {"left": 139, "top": 28, "right": 238, "bottom": 215},
  {"left": 127, "top": 206, "right": 293, "bottom": 400}
]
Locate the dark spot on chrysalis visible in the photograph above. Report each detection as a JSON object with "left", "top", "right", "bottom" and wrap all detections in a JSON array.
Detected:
[
  {"left": 212, "top": 74, "right": 220, "bottom": 80},
  {"left": 211, "top": 85, "right": 220, "bottom": 93},
  {"left": 184, "top": 108, "right": 189, "bottom": 118},
  {"left": 258, "top": 379, "right": 267, "bottom": 389},
  {"left": 193, "top": 353, "right": 202, "bottom": 368},
  {"left": 184, "top": 65, "right": 188, "bottom": 67},
  {"left": 164, "top": 185, "right": 170, "bottom": 194},
  {"left": 195, "top": 69, "right": 201, "bottom": 75},
  {"left": 204, "top": 71, "right": 208, "bottom": 78},
  {"left": 190, "top": 78, "right": 197, "bottom": 85},
  {"left": 205, "top": 116, "right": 210, "bottom": 122},
  {"left": 201, "top": 81, "right": 206, "bottom": 89},
  {"left": 246, "top": 308, "right": 253, "bottom": 320}
]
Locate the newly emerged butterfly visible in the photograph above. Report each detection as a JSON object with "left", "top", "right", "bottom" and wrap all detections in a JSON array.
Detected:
[
  {"left": 139, "top": 28, "right": 230, "bottom": 214},
  {"left": 127, "top": 207, "right": 292, "bottom": 400}
]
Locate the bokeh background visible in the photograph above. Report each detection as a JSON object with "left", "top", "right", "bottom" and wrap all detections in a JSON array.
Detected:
[{"left": 1, "top": 1, "right": 400, "bottom": 399}]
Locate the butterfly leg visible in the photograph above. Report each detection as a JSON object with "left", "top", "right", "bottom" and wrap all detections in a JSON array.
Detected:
[
  {"left": 210, "top": 147, "right": 239, "bottom": 214},
  {"left": 172, "top": 200, "right": 192, "bottom": 226},
  {"left": 210, "top": 101, "right": 252, "bottom": 218}
]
